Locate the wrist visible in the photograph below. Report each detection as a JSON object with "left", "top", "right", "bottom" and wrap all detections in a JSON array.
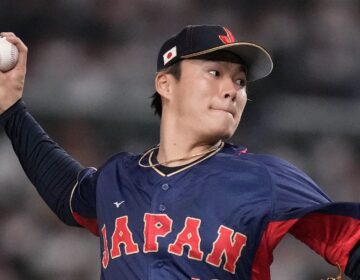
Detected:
[
  {"left": 0, "top": 99, "right": 26, "bottom": 127},
  {"left": 0, "top": 97, "right": 22, "bottom": 115}
]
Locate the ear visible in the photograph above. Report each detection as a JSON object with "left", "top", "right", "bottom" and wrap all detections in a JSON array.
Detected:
[{"left": 155, "top": 72, "right": 173, "bottom": 101}]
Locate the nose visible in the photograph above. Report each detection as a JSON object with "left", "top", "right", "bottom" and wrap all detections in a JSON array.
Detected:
[{"left": 222, "top": 77, "right": 237, "bottom": 102}]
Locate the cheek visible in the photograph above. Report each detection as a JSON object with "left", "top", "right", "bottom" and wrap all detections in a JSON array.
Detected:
[
  {"left": 172, "top": 90, "right": 201, "bottom": 120},
  {"left": 177, "top": 83, "right": 212, "bottom": 115},
  {"left": 237, "top": 90, "right": 247, "bottom": 112}
]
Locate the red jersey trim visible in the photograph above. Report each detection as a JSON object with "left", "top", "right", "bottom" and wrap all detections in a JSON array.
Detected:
[
  {"left": 73, "top": 212, "right": 99, "bottom": 236},
  {"left": 252, "top": 213, "right": 360, "bottom": 279},
  {"left": 290, "top": 213, "right": 360, "bottom": 271},
  {"left": 252, "top": 219, "right": 298, "bottom": 280}
]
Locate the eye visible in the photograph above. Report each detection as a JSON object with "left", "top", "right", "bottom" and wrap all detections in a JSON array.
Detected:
[
  {"left": 235, "top": 79, "right": 247, "bottom": 87},
  {"left": 209, "top": 70, "right": 220, "bottom": 77}
]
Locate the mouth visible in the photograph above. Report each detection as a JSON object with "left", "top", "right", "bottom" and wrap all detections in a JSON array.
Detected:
[{"left": 211, "top": 107, "right": 235, "bottom": 118}]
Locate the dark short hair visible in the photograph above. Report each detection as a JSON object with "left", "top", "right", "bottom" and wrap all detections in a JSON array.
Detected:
[{"left": 151, "top": 61, "right": 182, "bottom": 117}]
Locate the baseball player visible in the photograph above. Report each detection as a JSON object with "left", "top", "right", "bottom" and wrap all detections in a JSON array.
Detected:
[{"left": 0, "top": 25, "right": 359, "bottom": 279}]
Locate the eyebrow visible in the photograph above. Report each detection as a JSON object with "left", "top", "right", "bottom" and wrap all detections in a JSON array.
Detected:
[{"left": 206, "top": 60, "right": 247, "bottom": 76}]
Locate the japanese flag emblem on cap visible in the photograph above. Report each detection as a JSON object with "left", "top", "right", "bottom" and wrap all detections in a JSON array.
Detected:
[{"left": 163, "top": 46, "right": 177, "bottom": 65}]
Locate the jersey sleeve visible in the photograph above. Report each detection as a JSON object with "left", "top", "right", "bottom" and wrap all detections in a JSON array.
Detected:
[
  {"left": 70, "top": 167, "right": 99, "bottom": 236},
  {"left": 0, "top": 99, "right": 84, "bottom": 226},
  {"left": 289, "top": 203, "right": 360, "bottom": 276},
  {"left": 268, "top": 156, "right": 332, "bottom": 217},
  {"left": 252, "top": 155, "right": 360, "bottom": 279},
  {"left": 269, "top": 157, "right": 360, "bottom": 274}
]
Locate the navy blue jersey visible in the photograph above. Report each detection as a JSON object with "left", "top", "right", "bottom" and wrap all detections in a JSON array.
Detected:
[
  {"left": 1, "top": 102, "right": 359, "bottom": 279},
  {"left": 70, "top": 143, "right": 360, "bottom": 280}
]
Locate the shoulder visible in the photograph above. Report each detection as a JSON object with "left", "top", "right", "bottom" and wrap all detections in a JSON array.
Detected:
[
  {"left": 222, "top": 142, "right": 308, "bottom": 173},
  {"left": 99, "top": 151, "right": 139, "bottom": 170},
  {"left": 221, "top": 142, "right": 331, "bottom": 201},
  {"left": 79, "top": 152, "right": 139, "bottom": 180},
  {"left": 220, "top": 142, "right": 294, "bottom": 172},
  {"left": 78, "top": 151, "right": 142, "bottom": 188}
]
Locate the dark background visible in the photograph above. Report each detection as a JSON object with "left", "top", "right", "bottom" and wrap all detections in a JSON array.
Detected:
[{"left": 0, "top": 1, "right": 359, "bottom": 279}]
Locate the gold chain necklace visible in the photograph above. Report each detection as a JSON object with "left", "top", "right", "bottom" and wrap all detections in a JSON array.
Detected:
[{"left": 138, "top": 141, "right": 224, "bottom": 168}]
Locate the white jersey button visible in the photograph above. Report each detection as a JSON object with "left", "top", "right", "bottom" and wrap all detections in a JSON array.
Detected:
[
  {"left": 159, "top": 204, "right": 166, "bottom": 212},
  {"left": 161, "top": 183, "right": 170, "bottom": 191}
]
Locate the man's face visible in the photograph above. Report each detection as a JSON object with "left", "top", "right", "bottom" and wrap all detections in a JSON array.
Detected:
[{"left": 165, "top": 53, "right": 248, "bottom": 142}]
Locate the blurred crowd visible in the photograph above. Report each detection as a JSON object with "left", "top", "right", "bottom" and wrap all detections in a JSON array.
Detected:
[{"left": 0, "top": 0, "right": 359, "bottom": 279}]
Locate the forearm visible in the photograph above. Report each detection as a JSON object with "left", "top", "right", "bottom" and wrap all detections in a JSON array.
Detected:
[{"left": 0, "top": 99, "right": 84, "bottom": 225}]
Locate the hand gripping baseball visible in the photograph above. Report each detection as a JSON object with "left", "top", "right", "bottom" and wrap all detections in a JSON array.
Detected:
[{"left": 0, "top": 32, "right": 27, "bottom": 114}]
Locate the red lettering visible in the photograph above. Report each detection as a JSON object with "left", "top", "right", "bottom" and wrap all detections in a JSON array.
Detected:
[
  {"left": 110, "top": 216, "right": 139, "bottom": 258},
  {"left": 168, "top": 217, "right": 204, "bottom": 260},
  {"left": 101, "top": 225, "right": 110, "bottom": 268},
  {"left": 206, "top": 225, "right": 247, "bottom": 274},
  {"left": 102, "top": 214, "right": 248, "bottom": 274},
  {"left": 143, "top": 213, "right": 172, "bottom": 253}
]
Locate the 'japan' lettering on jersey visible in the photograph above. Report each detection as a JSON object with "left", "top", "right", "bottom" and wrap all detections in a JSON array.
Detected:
[{"left": 70, "top": 143, "right": 360, "bottom": 280}]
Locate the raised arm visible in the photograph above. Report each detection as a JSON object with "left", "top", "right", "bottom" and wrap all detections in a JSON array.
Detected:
[{"left": 0, "top": 33, "right": 87, "bottom": 226}]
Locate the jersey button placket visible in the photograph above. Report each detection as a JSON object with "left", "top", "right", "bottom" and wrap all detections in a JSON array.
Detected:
[
  {"left": 158, "top": 183, "right": 170, "bottom": 212},
  {"left": 158, "top": 203, "right": 166, "bottom": 212},
  {"left": 161, "top": 183, "right": 170, "bottom": 191},
  {"left": 148, "top": 182, "right": 171, "bottom": 279},
  {"left": 150, "top": 260, "right": 166, "bottom": 279}
]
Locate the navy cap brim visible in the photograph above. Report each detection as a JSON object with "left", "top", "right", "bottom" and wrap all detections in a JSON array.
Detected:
[{"left": 181, "top": 42, "right": 273, "bottom": 82}]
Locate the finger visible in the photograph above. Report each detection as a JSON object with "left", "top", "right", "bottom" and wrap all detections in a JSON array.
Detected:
[
  {"left": 0, "top": 32, "right": 28, "bottom": 72},
  {"left": 0, "top": 32, "right": 16, "bottom": 38}
]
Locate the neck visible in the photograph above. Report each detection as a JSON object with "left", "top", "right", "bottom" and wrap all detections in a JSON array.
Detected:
[{"left": 157, "top": 117, "right": 221, "bottom": 167}]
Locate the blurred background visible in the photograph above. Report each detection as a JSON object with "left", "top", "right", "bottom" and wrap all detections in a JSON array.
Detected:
[{"left": 0, "top": 0, "right": 359, "bottom": 279}]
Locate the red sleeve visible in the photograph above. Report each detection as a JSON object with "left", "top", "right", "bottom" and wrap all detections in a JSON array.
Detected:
[
  {"left": 251, "top": 203, "right": 360, "bottom": 280},
  {"left": 290, "top": 211, "right": 360, "bottom": 272}
]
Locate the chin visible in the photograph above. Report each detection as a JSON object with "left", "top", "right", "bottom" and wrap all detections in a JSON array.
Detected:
[
  {"left": 199, "top": 115, "right": 239, "bottom": 141},
  {"left": 220, "top": 130, "right": 235, "bottom": 141},
  {"left": 207, "top": 125, "right": 236, "bottom": 142}
]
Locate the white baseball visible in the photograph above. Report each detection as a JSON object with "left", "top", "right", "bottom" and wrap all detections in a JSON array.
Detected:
[{"left": 0, "top": 36, "right": 19, "bottom": 72}]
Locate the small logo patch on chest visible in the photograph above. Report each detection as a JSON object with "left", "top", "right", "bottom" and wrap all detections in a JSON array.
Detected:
[{"left": 113, "top": 201, "right": 125, "bottom": 208}]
